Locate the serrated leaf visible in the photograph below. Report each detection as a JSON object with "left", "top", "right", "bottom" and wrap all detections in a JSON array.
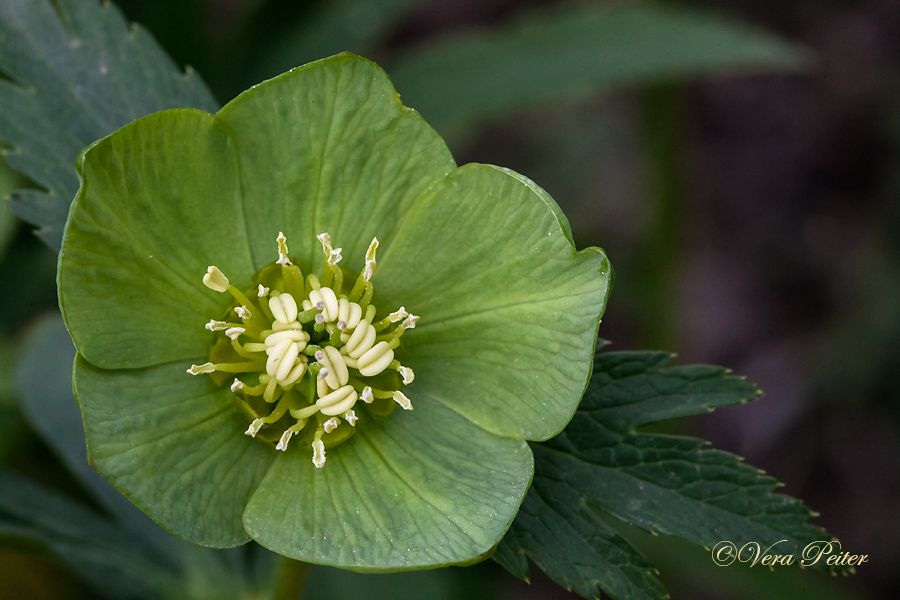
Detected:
[
  {"left": 0, "top": 0, "right": 218, "bottom": 250},
  {"left": 496, "top": 351, "right": 842, "bottom": 600},
  {"left": 389, "top": 4, "right": 810, "bottom": 139}
]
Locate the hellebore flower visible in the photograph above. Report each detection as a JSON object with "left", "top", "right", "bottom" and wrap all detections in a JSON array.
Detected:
[{"left": 57, "top": 54, "right": 612, "bottom": 570}]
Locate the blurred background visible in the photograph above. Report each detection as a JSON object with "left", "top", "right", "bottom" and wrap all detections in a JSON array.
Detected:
[{"left": 1, "top": 0, "right": 898, "bottom": 599}]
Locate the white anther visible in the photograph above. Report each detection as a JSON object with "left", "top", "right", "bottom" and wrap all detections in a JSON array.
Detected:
[
  {"left": 342, "top": 354, "right": 358, "bottom": 369},
  {"left": 275, "top": 429, "right": 293, "bottom": 451},
  {"left": 202, "top": 266, "right": 229, "bottom": 292},
  {"left": 265, "top": 338, "right": 294, "bottom": 378},
  {"left": 392, "top": 390, "right": 413, "bottom": 410},
  {"left": 357, "top": 341, "right": 394, "bottom": 377},
  {"left": 361, "top": 386, "right": 374, "bottom": 404},
  {"left": 400, "top": 313, "right": 419, "bottom": 330},
  {"left": 319, "top": 287, "right": 338, "bottom": 321},
  {"left": 235, "top": 305, "right": 251, "bottom": 320},
  {"left": 346, "top": 302, "right": 362, "bottom": 330},
  {"left": 399, "top": 366, "right": 415, "bottom": 385},
  {"left": 225, "top": 327, "right": 245, "bottom": 340},
  {"left": 205, "top": 320, "right": 227, "bottom": 331},
  {"left": 187, "top": 363, "right": 215, "bottom": 375},
  {"left": 302, "top": 299, "right": 313, "bottom": 311},
  {"left": 337, "top": 298, "right": 350, "bottom": 324},
  {"left": 230, "top": 378, "right": 244, "bottom": 392},
  {"left": 323, "top": 417, "right": 340, "bottom": 433},
  {"left": 317, "top": 377, "right": 330, "bottom": 398},
  {"left": 245, "top": 418, "right": 264, "bottom": 437},
  {"left": 258, "top": 284, "right": 270, "bottom": 297},
  {"left": 275, "top": 342, "right": 300, "bottom": 382},
  {"left": 272, "top": 321, "right": 303, "bottom": 332},
  {"left": 277, "top": 232, "right": 292, "bottom": 266},
  {"left": 281, "top": 358, "right": 308, "bottom": 386},
  {"left": 320, "top": 392, "right": 358, "bottom": 417},
  {"left": 363, "top": 237, "right": 378, "bottom": 281},
  {"left": 269, "top": 293, "right": 298, "bottom": 324},
  {"left": 315, "top": 348, "right": 341, "bottom": 389},
  {"left": 388, "top": 307, "right": 409, "bottom": 323},
  {"left": 343, "top": 410, "right": 358, "bottom": 426},
  {"left": 324, "top": 346, "right": 349, "bottom": 386},
  {"left": 312, "top": 439, "right": 326, "bottom": 468},
  {"left": 329, "top": 248, "right": 342, "bottom": 265},
  {"left": 264, "top": 329, "right": 309, "bottom": 346},
  {"left": 316, "top": 385, "right": 357, "bottom": 412},
  {"left": 345, "top": 320, "right": 376, "bottom": 358}
]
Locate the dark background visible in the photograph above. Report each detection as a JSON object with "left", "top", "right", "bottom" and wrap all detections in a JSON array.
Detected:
[{"left": 1, "top": 1, "right": 897, "bottom": 598}]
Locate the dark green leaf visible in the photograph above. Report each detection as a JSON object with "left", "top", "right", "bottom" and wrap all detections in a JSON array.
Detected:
[
  {"left": 0, "top": 0, "right": 218, "bottom": 250},
  {"left": 389, "top": 4, "right": 810, "bottom": 140},
  {"left": 496, "top": 351, "right": 842, "bottom": 600},
  {"left": 251, "top": 0, "right": 423, "bottom": 83},
  {"left": 14, "top": 313, "right": 182, "bottom": 564},
  {"left": 0, "top": 467, "right": 180, "bottom": 600}
]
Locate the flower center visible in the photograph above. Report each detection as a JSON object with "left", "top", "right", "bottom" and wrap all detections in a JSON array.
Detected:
[{"left": 188, "top": 232, "right": 417, "bottom": 468}]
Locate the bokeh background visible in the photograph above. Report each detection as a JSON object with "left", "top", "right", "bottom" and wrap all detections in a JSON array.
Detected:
[{"left": 1, "top": 0, "right": 897, "bottom": 599}]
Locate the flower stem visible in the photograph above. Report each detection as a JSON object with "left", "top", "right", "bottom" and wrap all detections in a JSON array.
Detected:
[{"left": 273, "top": 556, "right": 308, "bottom": 600}]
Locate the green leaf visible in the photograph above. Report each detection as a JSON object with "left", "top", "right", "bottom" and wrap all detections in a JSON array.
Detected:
[
  {"left": 251, "top": 0, "right": 424, "bottom": 83},
  {"left": 496, "top": 351, "right": 840, "bottom": 600},
  {"left": 376, "top": 164, "right": 611, "bottom": 440},
  {"left": 58, "top": 109, "right": 252, "bottom": 370},
  {"left": 73, "top": 355, "right": 276, "bottom": 548},
  {"left": 244, "top": 398, "right": 533, "bottom": 570},
  {"left": 388, "top": 4, "right": 810, "bottom": 139},
  {"left": 0, "top": 0, "right": 218, "bottom": 250},
  {"left": 0, "top": 467, "right": 181, "bottom": 600},
  {"left": 0, "top": 152, "right": 24, "bottom": 259}
]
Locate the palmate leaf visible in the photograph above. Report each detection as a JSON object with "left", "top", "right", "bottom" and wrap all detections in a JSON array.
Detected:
[
  {"left": 389, "top": 4, "right": 810, "bottom": 140},
  {"left": 0, "top": 0, "right": 218, "bottom": 250},
  {"left": 495, "top": 351, "right": 841, "bottom": 600}
]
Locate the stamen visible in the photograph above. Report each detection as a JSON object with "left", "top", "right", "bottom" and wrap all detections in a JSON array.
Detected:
[
  {"left": 363, "top": 237, "right": 378, "bottom": 281},
  {"left": 343, "top": 410, "right": 358, "bottom": 426},
  {"left": 203, "top": 266, "right": 230, "bottom": 292},
  {"left": 312, "top": 437, "right": 326, "bottom": 468},
  {"left": 245, "top": 418, "right": 264, "bottom": 437},
  {"left": 225, "top": 327, "right": 245, "bottom": 340},
  {"left": 205, "top": 320, "right": 228, "bottom": 331},
  {"left": 316, "top": 385, "right": 358, "bottom": 416},
  {"left": 323, "top": 417, "right": 340, "bottom": 433},
  {"left": 393, "top": 390, "right": 413, "bottom": 410},
  {"left": 277, "top": 232, "right": 292, "bottom": 266},
  {"left": 324, "top": 346, "right": 350, "bottom": 386},
  {"left": 361, "top": 387, "right": 374, "bottom": 404},
  {"left": 187, "top": 363, "right": 216, "bottom": 375},
  {"left": 357, "top": 341, "right": 394, "bottom": 377},
  {"left": 231, "top": 378, "right": 244, "bottom": 392},
  {"left": 398, "top": 366, "right": 415, "bottom": 384},
  {"left": 269, "top": 293, "right": 299, "bottom": 324},
  {"left": 235, "top": 305, "right": 252, "bottom": 320},
  {"left": 275, "top": 429, "right": 293, "bottom": 451},
  {"left": 258, "top": 284, "right": 270, "bottom": 297}
]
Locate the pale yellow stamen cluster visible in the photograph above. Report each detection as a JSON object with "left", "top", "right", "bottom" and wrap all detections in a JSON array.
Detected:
[{"left": 188, "top": 231, "right": 418, "bottom": 469}]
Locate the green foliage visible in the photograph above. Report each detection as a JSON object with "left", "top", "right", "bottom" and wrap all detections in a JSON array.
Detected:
[
  {"left": 495, "top": 351, "right": 841, "bottom": 600},
  {"left": 0, "top": 0, "right": 218, "bottom": 250},
  {"left": 389, "top": 4, "right": 809, "bottom": 139}
]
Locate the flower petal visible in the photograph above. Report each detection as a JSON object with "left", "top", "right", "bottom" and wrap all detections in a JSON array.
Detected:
[
  {"left": 242, "top": 400, "right": 533, "bottom": 570},
  {"left": 216, "top": 54, "right": 456, "bottom": 271},
  {"left": 59, "top": 110, "right": 254, "bottom": 369},
  {"left": 376, "top": 164, "right": 612, "bottom": 441},
  {"left": 73, "top": 355, "right": 275, "bottom": 548}
]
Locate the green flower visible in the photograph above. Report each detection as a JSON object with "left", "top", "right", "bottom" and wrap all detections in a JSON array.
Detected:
[{"left": 58, "top": 54, "right": 612, "bottom": 570}]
